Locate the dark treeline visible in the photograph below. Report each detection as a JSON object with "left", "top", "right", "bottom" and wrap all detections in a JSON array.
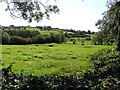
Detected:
[
  {"left": 64, "top": 30, "right": 93, "bottom": 38},
  {"left": 1, "top": 28, "right": 65, "bottom": 45},
  {"left": 92, "top": 30, "right": 116, "bottom": 45},
  {"left": 1, "top": 24, "right": 116, "bottom": 46},
  {"left": 1, "top": 26, "right": 94, "bottom": 45}
]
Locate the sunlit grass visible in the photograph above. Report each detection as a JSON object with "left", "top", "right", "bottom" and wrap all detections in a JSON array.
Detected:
[{"left": 2, "top": 43, "right": 111, "bottom": 76}]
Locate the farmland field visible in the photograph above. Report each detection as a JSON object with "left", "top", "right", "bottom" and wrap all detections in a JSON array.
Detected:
[
  {"left": 2, "top": 43, "right": 111, "bottom": 76},
  {"left": 26, "top": 27, "right": 61, "bottom": 35}
]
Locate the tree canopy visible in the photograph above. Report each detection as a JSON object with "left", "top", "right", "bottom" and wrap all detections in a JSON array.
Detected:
[
  {"left": 95, "top": 0, "right": 120, "bottom": 50},
  {"left": 3, "top": 0, "right": 59, "bottom": 22}
]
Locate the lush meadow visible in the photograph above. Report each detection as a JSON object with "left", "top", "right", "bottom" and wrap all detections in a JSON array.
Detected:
[
  {"left": 2, "top": 27, "right": 119, "bottom": 89},
  {"left": 2, "top": 43, "right": 111, "bottom": 76},
  {"left": 1, "top": 1, "right": 120, "bottom": 88}
]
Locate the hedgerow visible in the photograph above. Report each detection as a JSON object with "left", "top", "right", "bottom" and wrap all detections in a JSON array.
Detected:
[{"left": 2, "top": 29, "right": 65, "bottom": 44}]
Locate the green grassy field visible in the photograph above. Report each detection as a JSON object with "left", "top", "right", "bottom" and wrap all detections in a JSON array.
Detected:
[
  {"left": 26, "top": 27, "right": 61, "bottom": 35},
  {"left": 2, "top": 43, "right": 111, "bottom": 76}
]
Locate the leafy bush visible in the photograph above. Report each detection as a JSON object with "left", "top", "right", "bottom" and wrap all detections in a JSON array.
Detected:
[
  {"left": 81, "top": 39, "right": 85, "bottom": 46},
  {"left": 50, "top": 33, "right": 62, "bottom": 43},
  {"left": 10, "top": 36, "right": 30, "bottom": 45},
  {"left": 2, "top": 32, "right": 10, "bottom": 44},
  {"left": 4, "top": 29, "right": 40, "bottom": 38},
  {"left": 2, "top": 64, "right": 89, "bottom": 90},
  {"left": 32, "top": 34, "right": 45, "bottom": 44},
  {"left": 85, "top": 37, "right": 91, "bottom": 40},
  {"left": 72, "top": 39, "right": 76, "bottom": 44},
  {"left": 44, "top": 35, "right": 52, "bottom": 43},
  {"left": 89, "top": 48, "right": 120, "bottom": 89},
  {"left": 90, "top": 49, "right": 120, "bottom": 74},
  {"left": 2, "top": 28, "right": 65, "bottom": 44},
  {"left": 92, "top": 35, "right": 97, "bottom": 45}
]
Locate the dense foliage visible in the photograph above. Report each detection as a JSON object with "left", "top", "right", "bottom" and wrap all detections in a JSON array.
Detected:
[
  {"left": 4, "top": 0, "right": 59, "bottom": 22},
  {"left": 89, "top": 48, "right": 120, "bottom": 89},
  {"left": 1, "top": 28, "right": 65, "bottom": 44},
  {"left": 2, "top": 48, "right": 120, "bottom": 90},
  {"left": 1, "top": 26, "right": 94, "bottom": 45},
  {"left": 94, "top": 1, "right": 120, "bottom": 48}
]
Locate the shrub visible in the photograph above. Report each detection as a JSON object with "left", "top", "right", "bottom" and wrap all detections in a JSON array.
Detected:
[
  {"left": 92, "top": 35, "right": 97, "bottom": 45},
  {"left": 50, "top": 33, "right": 62, "bottom": 43},
  {"left": 81, "top": 39, "right": 85, "bottom": 46},
  {"left": 2, "top": 32, "right": 10, "bottom": 44},
  {"left": 44, "top": 35, "right": 52, "bottom": 43},
  {"left": 85, "top": 37, "right": 91, "bottom": 40},
  {"left": 4, "top": 29, "right": 40, "bottom": 38},
  {"left": 2, "top": 65, "right": 91, "bottom": 90},
  {"left": 32, "top": 34, "right": 45, "bottom": 44},
  {"left": 72, "top": 39, "right": 76, "bottom": 44},
  {"left": 10, "top": 36, "right": 28, "bottom": 45},
  {"left": 29, "top": 30, "right": 40, "bottom": 38},
  {"left": 89, "top": 49, "right": 120, "bottom": 89},
  {"left": 2, "top": 28, "right": 66, "bottom": 44},
  {"left": 4, "top": 29, "right": 17, "bottom": 36},
  {"left": 60, "top": 32, "right": 66, "bottom": 43}
]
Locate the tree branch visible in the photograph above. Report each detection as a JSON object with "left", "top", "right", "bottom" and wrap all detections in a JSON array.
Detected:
[{"left": 6, "top": 0, "right": 22, "bottom": 19}]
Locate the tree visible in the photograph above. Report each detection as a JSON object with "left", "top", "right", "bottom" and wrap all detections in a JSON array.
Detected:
[
  {"left": 87, "top": 30, "right": 91, "bottom": 34},
  {"left": 96, "top": 0, "right": 120, "bottom": 50},
  {"left": 117, "top": 8, "right": 120, "bottom": 51},
  {"left": 107, "top": 0, "right": 120, "bottom": 50},
  {"left": 3, "top": 0, "right": 59, "bottom": 22},
  {"left": 92, "top": 35, "right": 97, "bottom": 45},
  {"left": 81, "top": 39, "right": 85, "bottom": 46},
  {"left": 97, "top": 31, "right": 103, "bottom": 45},
  {"left": 2, "top": 32, "right": 10, "bottom": 44}
]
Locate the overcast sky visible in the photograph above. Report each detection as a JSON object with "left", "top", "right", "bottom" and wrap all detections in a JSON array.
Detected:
[{"left": 0, "top": 0, "right": 107, "bottom": 31}]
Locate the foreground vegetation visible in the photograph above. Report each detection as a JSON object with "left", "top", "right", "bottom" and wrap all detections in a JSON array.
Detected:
[
  {"left": 2, "top": 48, "right": 120, "bottom": 90},
  {"left": 1, "top": 0, "right": 120, "bottom": 89}
]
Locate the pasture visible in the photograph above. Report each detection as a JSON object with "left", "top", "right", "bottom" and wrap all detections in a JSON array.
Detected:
[
  {"left": 2, "top": 43, "right": 111, "bottom": 76},
  {"left": 26, "top": 27, "right": 61, "bottom": 35}
]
